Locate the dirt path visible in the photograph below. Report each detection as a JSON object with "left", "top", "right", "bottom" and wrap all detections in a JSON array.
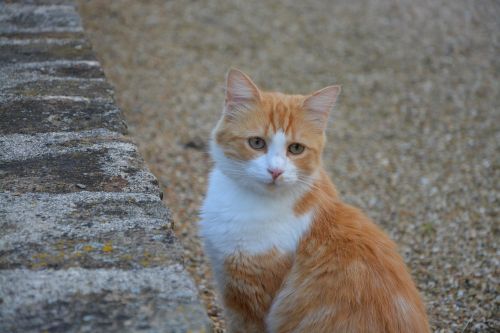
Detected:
[{"left": 78, "top": 1, "right": 499, "bottom": 331}]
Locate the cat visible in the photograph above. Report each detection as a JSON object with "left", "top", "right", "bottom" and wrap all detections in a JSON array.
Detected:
[{"left": 200, "top": 68, "right": 429, "bottom": 333}]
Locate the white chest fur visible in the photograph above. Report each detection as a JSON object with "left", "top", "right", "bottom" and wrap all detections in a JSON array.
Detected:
[{"left": 199, "top": 168, "right": 313, "bottom": 265}]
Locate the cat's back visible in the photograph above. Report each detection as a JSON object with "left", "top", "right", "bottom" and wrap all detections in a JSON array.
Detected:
[{"left": 267, "top": 200, "right": 430, "bottom": 333}]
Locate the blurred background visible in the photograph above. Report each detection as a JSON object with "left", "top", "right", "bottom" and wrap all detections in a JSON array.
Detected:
[{"left": 77, "top": 0, "right": 499, "bottom": 331}]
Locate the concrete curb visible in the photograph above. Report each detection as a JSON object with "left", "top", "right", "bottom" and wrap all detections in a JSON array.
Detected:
[{"left": 0, "top": 1, "right": 211, "bottom": 332}]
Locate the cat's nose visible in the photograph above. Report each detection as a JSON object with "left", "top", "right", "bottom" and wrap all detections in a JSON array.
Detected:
[{"left": 267, "top": 168, "right": 284, "bottom": 180}]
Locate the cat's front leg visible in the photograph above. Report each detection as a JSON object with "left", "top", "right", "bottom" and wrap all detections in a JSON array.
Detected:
[{"left": 221, "top": 250, "right": 290, "bottom": 333}]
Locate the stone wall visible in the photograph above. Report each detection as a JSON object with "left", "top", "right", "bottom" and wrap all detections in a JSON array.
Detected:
[{"left": 0, "top": 1, "right": 210, "bottom": 332}]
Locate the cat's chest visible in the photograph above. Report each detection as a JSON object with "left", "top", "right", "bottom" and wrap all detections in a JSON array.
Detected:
[{"left": 200, "top": 169, "right": 314, "bottom": 258}]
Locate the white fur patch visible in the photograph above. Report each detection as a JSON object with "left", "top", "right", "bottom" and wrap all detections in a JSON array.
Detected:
[
  {"left": 199, "top": 167, "right": 314, "bottom": 281},
  {"left": 267, "top": 131, "right": 287, "bottom": 171}
]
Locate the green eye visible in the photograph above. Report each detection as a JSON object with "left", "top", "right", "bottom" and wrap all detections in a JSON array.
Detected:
[
  {"left": 288, "top": 143, "right": 305, "bottom": 155},
  {"left": 248, "top": 137, "right": 266, "bottom": 150}
]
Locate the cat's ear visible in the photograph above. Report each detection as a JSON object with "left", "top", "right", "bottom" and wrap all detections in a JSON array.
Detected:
[
  {"left": 224, "top": 68, "right": 261, "bottom": 118},
  {"left": 303, "top": 85, "right": 341, "bottom": 131}
]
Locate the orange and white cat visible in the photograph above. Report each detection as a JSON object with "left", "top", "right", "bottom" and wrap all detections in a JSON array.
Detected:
[{"left": 200, "top": 69, "right": 429, "bottom": 333}]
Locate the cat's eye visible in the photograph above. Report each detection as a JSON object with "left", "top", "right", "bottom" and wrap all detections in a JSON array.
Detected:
[
  {"left": 248, "top": 137, "right": 266, "bottom": 150},
  {"left": 288, "top": 143, "right": 305, "bottom": 155}
]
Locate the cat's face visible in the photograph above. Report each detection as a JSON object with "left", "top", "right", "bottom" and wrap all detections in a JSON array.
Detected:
[{"left": 212, "top": 69, "right": 340, "bottom": 194}]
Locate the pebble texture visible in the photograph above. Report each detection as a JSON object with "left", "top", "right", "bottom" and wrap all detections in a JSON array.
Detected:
[
  {"left": 0, "top": 1, "right": 210, "bottom": 332},
  {"left": 77, "top": 0, "right": 499, "bottom": 332}
]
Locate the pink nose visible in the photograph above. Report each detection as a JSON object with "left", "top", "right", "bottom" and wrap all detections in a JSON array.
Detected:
[{"left": 267, "top": 168, "right": 284, "bottom": 180}]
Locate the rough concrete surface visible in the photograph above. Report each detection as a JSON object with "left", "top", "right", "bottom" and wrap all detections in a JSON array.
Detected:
[
  {"left": 0, "top": 1, "right": 211, "bottom": 332},
  {"left": 0, "top": 266, "right": 207, "bottom": 333},
  {"left": 77, "top": 0, "right": 499, "bottom": 332},
  {"left": 0, "top": 129, "right": 161, "bottom": 194},
  {"left": 0, "top": 98, "right": 127, "bottom": 134},
  {"left": 0, "top": 192, "right": 181, "bottom": 269}
]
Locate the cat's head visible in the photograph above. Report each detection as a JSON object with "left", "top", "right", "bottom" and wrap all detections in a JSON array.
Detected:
[{"left": 211, "top": 68, "right": 340, "bottom": 195}]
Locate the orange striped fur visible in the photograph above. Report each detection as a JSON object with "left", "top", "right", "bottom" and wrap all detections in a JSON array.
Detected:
[
  {"left": 201, "top": 69, "right": 429, "bottom": 333},
  {"left": 268, "top": 172, "right": 429, "bottom": 332}
]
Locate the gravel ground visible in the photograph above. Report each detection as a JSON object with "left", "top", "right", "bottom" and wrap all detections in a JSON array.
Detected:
[{"left": 77, "top": 0, "right": 499, "bottom": 331}]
